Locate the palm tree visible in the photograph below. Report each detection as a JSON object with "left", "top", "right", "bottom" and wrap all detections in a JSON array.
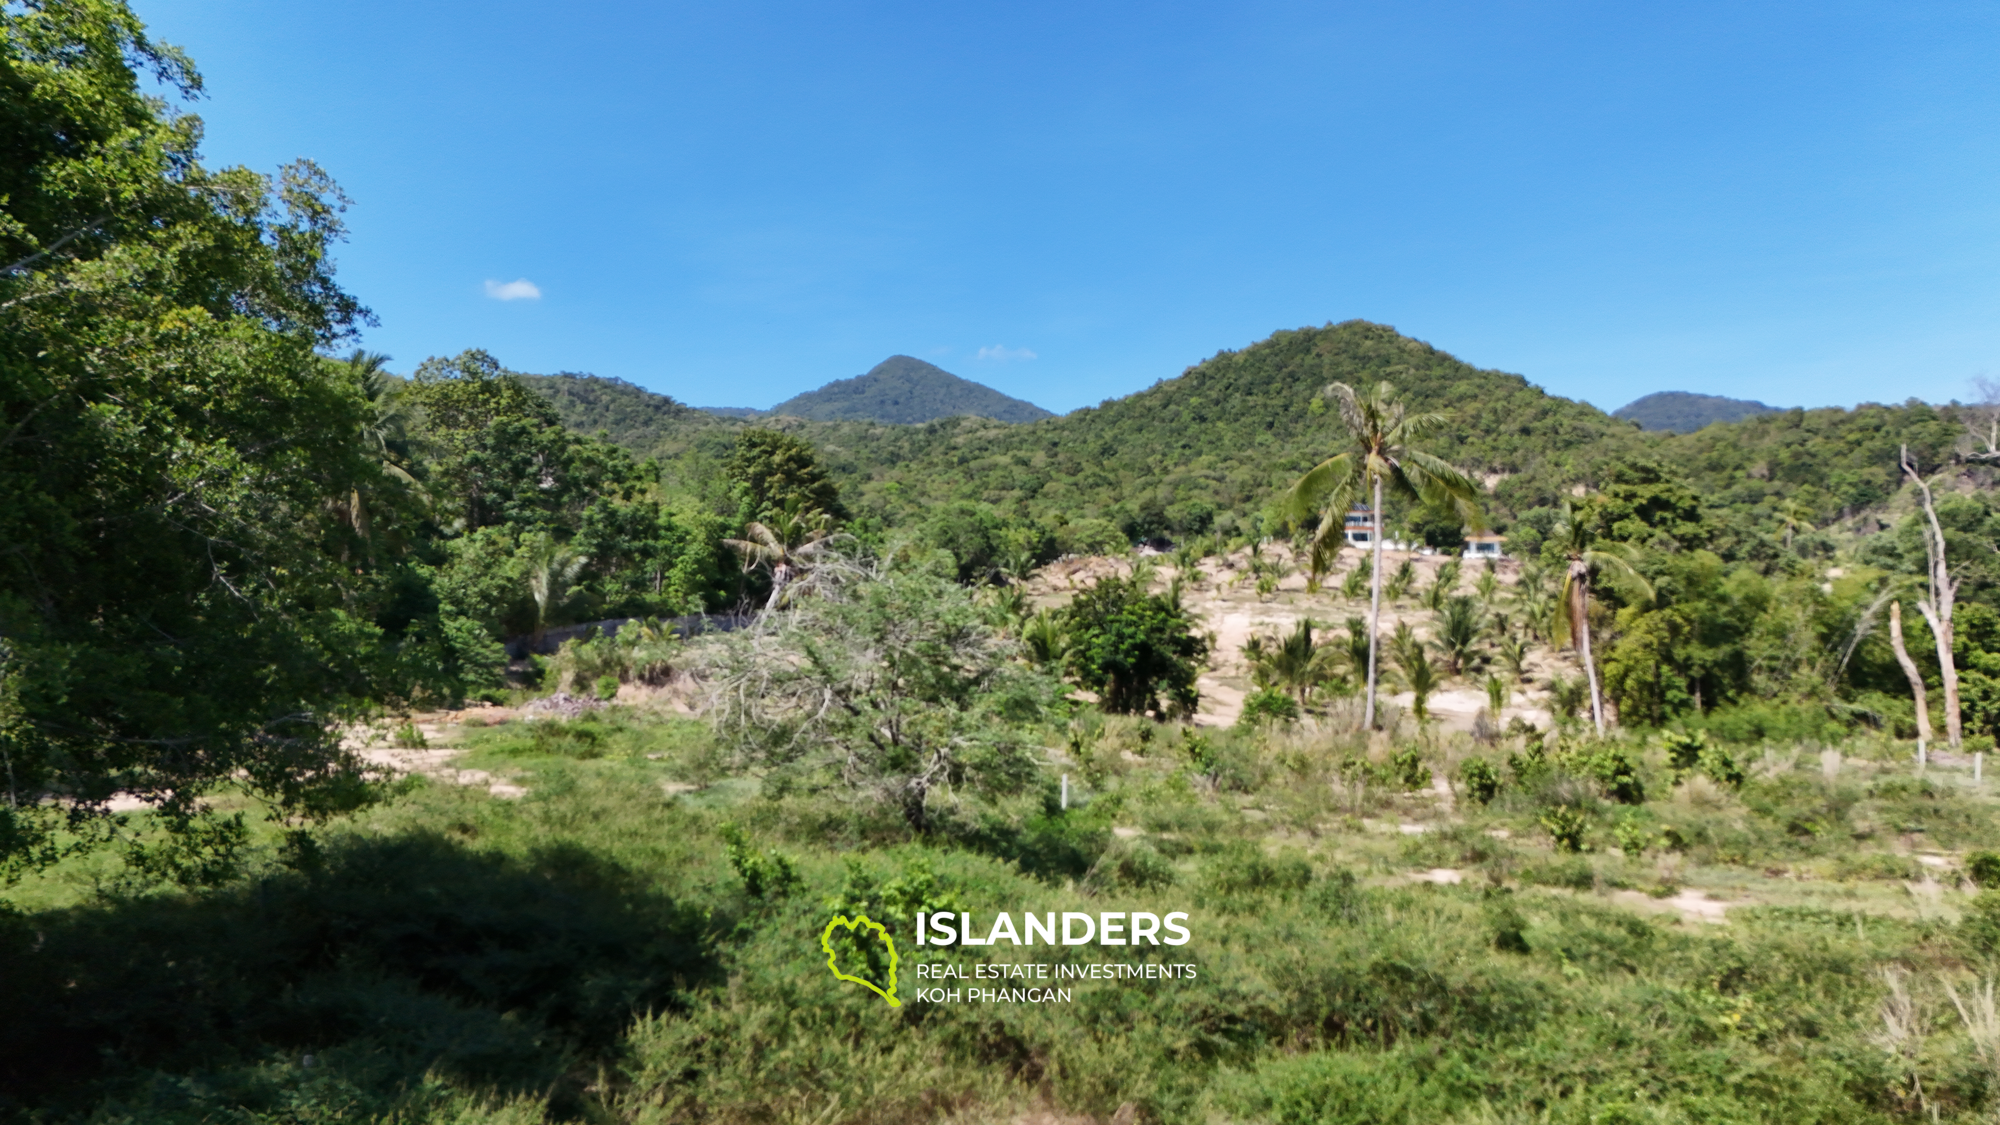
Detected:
[
  {"left": 1282, "top": 381, "right": 1483, "bottom": 729},
  {"left": 723, "top": 499, "right": 836, "bottom": 615},
  {"left": 1548, "top": 501, "right": 1652, "bottom": 735},
  {"left": 1244, "top": 618, "right": 1343, "bottom": 708},
  {"left": 331, "top": 350, "right": 420, "bottom": 540},
  {"left": 525, "top": 535, "right": 591, "bottom": 647},
  {"left": 1433, "top": 595, "right": 1485, "bottom": 676}
]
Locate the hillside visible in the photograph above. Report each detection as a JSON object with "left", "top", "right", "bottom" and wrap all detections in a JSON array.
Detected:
[
  {"left": 522, "top": 322, "right": 1973, "bottom": 549},
  {"left": 758, "top": 355, "right": 1055, "bottom": 423},
  {"left": 513, "top": 372, "right": 715, "bottom": 451},
  {"left": 1614, "top": 390, "right": 1780, "bottom": 432}
]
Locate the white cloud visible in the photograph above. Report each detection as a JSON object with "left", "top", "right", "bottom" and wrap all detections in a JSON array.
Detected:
[
  {"left": 976, "top": 344, "right": 1037, "bottom": 362},
  {"left": 483, "top": 278, "right": 542, "bottom": 301}
]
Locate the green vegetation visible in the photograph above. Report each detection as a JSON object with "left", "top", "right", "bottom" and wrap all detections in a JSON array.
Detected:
[
  {"left": 15, "top": 5, "right": 2000, "bottom": 1123},
  {"left": 761, "top": 354, "right": 1055, "bottom": 424},
  {"left": 1615, "top": 390, "right": 1782, "bottom": 433}
]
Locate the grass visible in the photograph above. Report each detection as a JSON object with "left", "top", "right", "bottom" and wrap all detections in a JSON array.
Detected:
[{"left": 6, "top": 709, "right": 2000, "bottom": 1122}]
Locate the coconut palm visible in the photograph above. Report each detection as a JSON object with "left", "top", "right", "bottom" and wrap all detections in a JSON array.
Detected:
[
  {"left": 330, "top": 349, "right": 421, "bottom": 540},
  {"left": 525, "top": 535, "right": 591, "bottom": 647},
  {"left": 724, "top": 499, "right": 837, "bottom": 615},
  {"left": 1549, "top": 500, "right": 1653, "bottom": 735},
  {"left": 1244, "top": 618, "right": 1344, "bottom": 708},
  {"left": 1433, "top": 595, "right": 1485, "bottom": 676},
  {"left": 1281, "top": 381, "right": 1483, "bottom": 729}
]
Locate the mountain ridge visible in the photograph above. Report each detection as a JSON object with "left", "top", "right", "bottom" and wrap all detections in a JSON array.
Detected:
[
  {"left": 1614, "top": 390, "right": 1782, "bottom": 432},
  {"left": 697, "top": 355, "right": 1054, "bottom": 424}
]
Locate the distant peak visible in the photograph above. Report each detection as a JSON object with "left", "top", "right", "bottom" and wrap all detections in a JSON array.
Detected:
[{"left": 1613, "top": 391, "right": 1783, "bottom": 433}]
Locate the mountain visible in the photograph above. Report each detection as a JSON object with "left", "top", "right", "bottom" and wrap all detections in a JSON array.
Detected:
[
  {"left": 760, "top": 356, "right": 1055, "bottom": 424},
  {"left": 525, "top": 323, "right": 1961, "bottom": 546},
  {"left": 513, "top": 373, "right": 714, "bottom": 450},
  {"left": 1614, "top": 391, "right": 1781, "bottom": 433}
]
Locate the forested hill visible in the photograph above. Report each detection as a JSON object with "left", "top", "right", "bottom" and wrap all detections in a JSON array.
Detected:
[
  {"left": 1615, "top": 390, "right": 1781, "bottom": 432},
  {"left": 525, "top": 321, "right": 1975, "bottom": 549},
  {"left": 764, "top": 355, "right": 1055, "bottom": 423},
  {"left": 514, "top": 373, "right": 716, "bottom": 450}
]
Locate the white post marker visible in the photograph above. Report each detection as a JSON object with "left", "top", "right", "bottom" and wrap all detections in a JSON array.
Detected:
[
  {"left": 1978, "top": 753, "right": 1985, "bottom": 784},
  {"left": 1061, "top": 773, "right": 1069, "bottom": 810}
]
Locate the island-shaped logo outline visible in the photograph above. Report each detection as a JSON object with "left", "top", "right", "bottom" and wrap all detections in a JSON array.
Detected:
[{"left": 820, "top": 913, "right": 901, "bottom": 1007}]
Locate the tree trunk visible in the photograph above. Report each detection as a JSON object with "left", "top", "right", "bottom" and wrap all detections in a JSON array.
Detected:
[
  {"left": 1580, "top": 593, "right": 1605, "bottom": 736},
  {"left": 1567, "top": 559, "right": 1605, "bottom": 735},
  {"left": 1364, "top": 475, "right": 1384, "bottom": 730},
  {"left": 1888, "top": 600, "right": 1933, "bottom": 758},
  {"left": 1904, "top": 445, "right": 1962, "bottom": 749}
]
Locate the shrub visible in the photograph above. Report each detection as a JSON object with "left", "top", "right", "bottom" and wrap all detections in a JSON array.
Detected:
[
  {"left": 594, "top": 674, "right": 620, "bottom": 701},
  {"left": 1664, "top": 728, "right": 1743, "bottom": 788},
  {"left": 1567, "top": 744, "right": 1645, "bottom": 804},
  {"left": 1091, "top": 839, "right": 1179, "bottom": 890},
  {"left": 1613, "top": 814, "right": 1651, "bottom": 856},
  {"left": 391, "top": 721, "right": 427, "bottom": 749},
  {"left": 1460, "top": 758, "right": 1501, "bottom": 804},
  {"left": 1239, "top": 687, "right": 1300, "bottom": 727},
  {"left": 1540, "top": 805, "right": 1589, "bottom": 853},
  {"left": 1392, "top": 746, "right": 1432, "bottom": 791},
  {"left": 1962, "top": 890, "right": 2000, "bottom": 959},
  {"left": 1970, "top": 851, "right": 2000, "bottom": 889}
]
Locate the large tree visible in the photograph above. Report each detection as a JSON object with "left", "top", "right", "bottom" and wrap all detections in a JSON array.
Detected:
[
  {"left": 1281, "top": 380, "right": 1481, "bottom": 729},
  {"left": 0, "top": 0, "right": 384, "bottom": 872}
]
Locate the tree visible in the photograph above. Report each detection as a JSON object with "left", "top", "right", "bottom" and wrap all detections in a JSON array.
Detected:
[
  {"left": 1549, "top": 501, "right": 1653, "bottom": 735},
  {"left": 1433, "top": 595, "right": 1485, "bottom": 676},
  {"left": 706, "top": 562, "right": 1056, "bottom": 831},
  {"left": 723, "top": 499, "right": 837, "bottom": 615},
  {"left": 728, "top": 428, "right": 846, "bottom": 523},
  {"left": 1902, "top": 445, "right": 1963, "bottom": 750},
  {"left": 1244, "top": 618, "right": 1343, "bottom": 707},
  {"left": 523, "top": 535, "right": 590, "bottom": 646},
  {"left": 403, "top": 349, "right": 641, "bottom": 533},
  {"left": 0, "top": 0, "right": 383, "bottom": 872},
  {"left": 1281, "top": 381, "right": 1482, "bottom": 729},
  {"left": 1062, "top": 576, "right": 1209, "bottom": 717},
  {"left": 1887, "top": 599, "right": 1935, "bottom": 756}
]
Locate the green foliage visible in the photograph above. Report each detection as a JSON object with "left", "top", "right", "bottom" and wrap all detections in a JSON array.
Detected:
[
  {"left": 765, "top": 355, "right": 1054, "bottom": 424},
  {"left": 1968, "top": 850, "right": 2000, "bottom": 889},
  {"left": 1540, "top": 804, "right": 1589, "bottom": 853},
  {"left": 1244, "top": 618, "right": 1344, "bottom": 705},
  {"left": 1665, "top": 728, "right": 1746, "bottom": 787},
  {"left": 551, "top": 619, "right": 679, "bottom": 692},
  {"left": 1564, "top": 744, "right": 1646, "bottom": 804},
  {"left": 1434, "top": 595, "right": 1485, "bottom": 675},
  {"left": 0, "top": 1, "right": 398, "bottom": 867},
  {"left": 1239, "top": 687, "right": 1300, "bottom": 727},
  {"left": 1062, "top": 576, "right": 1209, "bottom": 717},
  {"left": 1460, "top": 757, "right": 1501, "bottom": 804},
  {"left": 718, "top": 822, "right": 799, "bottom": 899},
  {"left": 1391, "top": 746, "right": 1432, "bottom": 791},
  {"left": 728, "top": 428, "right": 847, "bottom": 522},
  {"left": 709, "top": 562, "right": 1058, "bottom": 829}
]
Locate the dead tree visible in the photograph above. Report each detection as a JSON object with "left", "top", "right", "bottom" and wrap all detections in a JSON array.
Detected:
[
  {"left": 1901, "top": 445, "right": 1962, "bottom": 750},
  {"left": 1887, "top": 600, "right": 1933, "bottom": 763},
  {"left": 1964, "top": 376, "right": 2000, "bottom": 463}
]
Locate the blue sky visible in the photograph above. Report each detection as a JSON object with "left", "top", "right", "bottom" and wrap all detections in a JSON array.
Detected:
[{"left": 140, "top": 0, "right": 2000, "bottom": 414}]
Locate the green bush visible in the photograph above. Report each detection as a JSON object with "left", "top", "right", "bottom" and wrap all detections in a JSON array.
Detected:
[
  {"left": 1238, "top": 687, "right": 1300, "bottom": 727},
  {"left": 1969, "top": 850, "right": 2000, "bottom": 889},
  {"left": 1391, "top": 747, "right": 1432, "bottom": 791},
  {"left": 1460, "top": 758, "right": 1500, "bottom": 804},
  {"left": 594, "top": 673, "right": 621, "bottom": 701},
  {"left": 1540, "top": 805, "right": 1589, "bottom": 853}
]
